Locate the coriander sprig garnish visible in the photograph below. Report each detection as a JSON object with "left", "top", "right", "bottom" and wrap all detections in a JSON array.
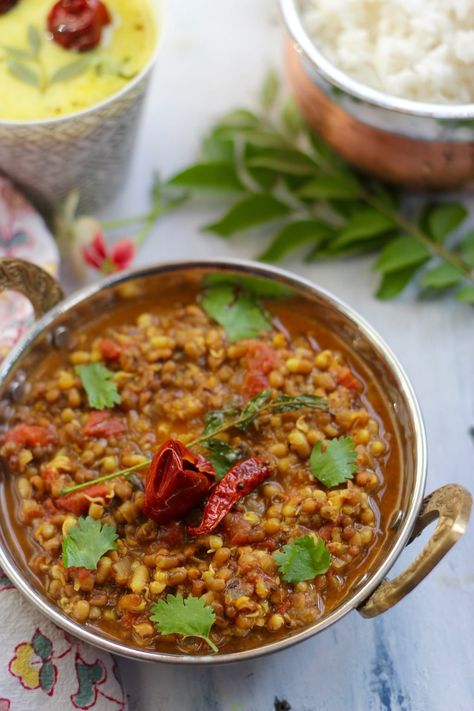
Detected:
[
  {"left": 166, "top": 71, "right": 474, "bottom": 305},
  {"left": 150, "top": 594, "right": 218, "bottom": 653},
  {"left": 62, "top": 516, "right": 118, "bottom": 570},
  {"left": 75, "top": 363, "right": 122, "bottom": 410},
  {"left": 59, "top": 390, "right": 328, "bottom": 496}
]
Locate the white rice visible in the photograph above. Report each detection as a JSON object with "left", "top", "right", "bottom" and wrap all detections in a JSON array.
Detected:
[{"left": 300, "top": 0, "right": 474, "bottom": 104}]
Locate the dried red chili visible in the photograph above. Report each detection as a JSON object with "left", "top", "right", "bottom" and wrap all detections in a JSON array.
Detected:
[
  {"left": 188, "top": 457, "right": 273, "bottom": 537},
  {"left": 47, "top": 0, "right": 111, "bottom": 52},
  {"left": 0, "top": 0, "right": 19, "bottom": 14},
  {"left": 143, "top": 439, "right": 216, "bottom": 525}
]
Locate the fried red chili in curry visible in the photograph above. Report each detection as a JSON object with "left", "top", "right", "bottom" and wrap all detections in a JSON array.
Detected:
[{"left": 0, "top": 282, "right": 400, "bottom": 654}]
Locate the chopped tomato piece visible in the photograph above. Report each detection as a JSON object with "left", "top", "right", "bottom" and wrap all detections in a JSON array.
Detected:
[
  {"left": 83, "top": 410, "right": 126, "bottom": 438},
  {"left": 337, "top": 367, "right": 362, "bottom": 392},
  {"left": 56, "top": 483, "right": 110, "bottom": 515},
  {"left": 5, "top": 424, "right": 57, "bottom": 448},
  {"left": 99, "top": 338, "right": 122, "bottom": 361},
  {"left": 222, "top": 512, "right": 266, "bottom": 546},
  {"left": 243, "top": 341, "right": 280, "bottom": 398}
]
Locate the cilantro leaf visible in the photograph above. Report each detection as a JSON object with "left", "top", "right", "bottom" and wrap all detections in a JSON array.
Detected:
[
  {"left": 204, "top": 439, "right": 245, "bottom": 480},
  {"left": 62, "top": 516, "right": 118, "bottom": 570},
  {"left": 274, "top": 535, "right": 330, "bottom": 583},
  {"left": 201, "top": 283, "right": 271, "bottom": 342},
  {"left": 75, "top": 363, "right": 122, "bottom": 410},
  {"left": 269, "top": 393, "right": 327, "bottom": 414},
  {"left": 310, "top": 436, "right": 357, "bottom": 488},
  {"left": 150, "top": 594, "right": 217, "bottom": 653}
]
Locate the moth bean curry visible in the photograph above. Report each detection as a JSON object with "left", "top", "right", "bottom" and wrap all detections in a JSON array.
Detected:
[{"left": 0, "top": 277, "right": 401, "bottom": 655}]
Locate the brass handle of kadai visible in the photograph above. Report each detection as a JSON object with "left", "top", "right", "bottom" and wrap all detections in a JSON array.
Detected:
[
  {"left": 359, "top": 484, "right": 472, "bottom": 618},
  {"left": 0, "top": 258, "right": 64, "bottom": 318}
]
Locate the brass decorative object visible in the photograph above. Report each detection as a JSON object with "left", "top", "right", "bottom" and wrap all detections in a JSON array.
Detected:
[
  {"left": 0, "top": 258, "right": 64, "bottom": 318},
  {"left": 359, "top": 484, "right": 472, "bottom": 617}
]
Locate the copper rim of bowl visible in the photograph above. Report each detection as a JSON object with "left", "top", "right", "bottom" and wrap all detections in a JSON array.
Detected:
[
  {"left": 0, "top": 0, "right": 166, "bottom": 128},
  {"left": 280, "top": 0, "right": 474, "bottom": 119},
  {"left": 0, "top": 258, "right": 427, "bottom": 664}
]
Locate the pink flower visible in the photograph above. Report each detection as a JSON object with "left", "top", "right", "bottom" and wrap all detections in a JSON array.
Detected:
[{"left": 81, "top": 232, "right": 135, "bottom": 274}]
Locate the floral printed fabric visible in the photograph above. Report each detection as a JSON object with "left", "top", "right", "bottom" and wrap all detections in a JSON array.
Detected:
[
  {"left": 0, "top": 176, "right": 59, "bottom": 359},
  {"left": 0, "top": 180, "right": 128, "bottom": 710},
  {"left": 1, "top": 569, "right": 127, "bottom": 710}
]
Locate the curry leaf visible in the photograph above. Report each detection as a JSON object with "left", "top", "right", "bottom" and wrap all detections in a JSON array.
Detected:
[
  {"left": 150, "top": 594, "right": 217, "bottom": 653},
  {"left": 374, "top": 236, "right": 431, "bottom": 274},
  {"left": 460, "top": 231, "right": 474, "bottom": 267},
  {"left": 7, "top": 60, "right": 40, "bottom": 88},
  {"left": 168, "top": 162, "right": 243, "bottom": 192},
  {"left": 274, "top": 535, "right": 330, "bottom": 583},
  {"left": 456, "top": 286, "right": 474, "bottom": 303},
  {"left": 269, "top": 393, "right": 327, "bottom": 414},
  {"left": 62, "top": 517, "right": 118, "bottom": 570},
  {"left": 203, "top": 407, "right": 240, "bottom": 437},
  {"left": 376, "top": 266, "right": 420, "bottom": 300},
  {"left": 27, "top": 25, "right": 41, "bottom": 55},
  {"left": 425, "top": 203, "right": 468, "bottom": 243},
  {"left": 310, "top": 436, "right": 357, "bottom": 488},
  {"left": 201, "top": 283, "right": 271, "bottom": 342},
  {"left": 3, "top": 46, "right": 35, "bottom": 60},
  {"left": 420, "top": 262, "right": 464, "bottom": 289},
  {"left": 246, "top": 150, "right": 315, "bottom": 176},
  {"left": 204, "top": 439, "right": 245, "bottom": 480},
  {"left": 203, "top": 273, "right": 294, "bottom": 299},
  {"left": 298, "top": 174, "right": 360, "bottom": 200},
  {"left": 75, "top": 363, "right": 122, "bottom": 410},
  {"left": 240, "top": 389, "right": 273, "bottom": 429},
  {"left": 204, "top": 194, "right": 290, "bottom": 237},
  {"left": 260, "top": 68, "right": 280, "bottom": 110},
  {"left": 259, "top": 220, "right": 332, "bottom": 262},
  {"left": 50, "top": 57, "right": 90, "bottom": 84},
  {"left": 280, "top": 98, "right": 305, "bottom": 136},
  {"left": 332, "top": 210, "right": 396, "bottom": 249}
]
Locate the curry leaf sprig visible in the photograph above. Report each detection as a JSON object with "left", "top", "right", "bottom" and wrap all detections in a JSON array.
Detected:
[
  {"left": 150, "top": 594, "right": 218, "bottom": 653},
  {"left": 3, "top": 25, "right": 91, "bottom": 91},
  {"left": 189, "top": 389, "right": 327, "bottom": 446},
  {"left": 166, "top": 70, "right": 474, "bottom": 305},
  {"left": 59, "top": 389, "right": 327, "bottom": 495}
]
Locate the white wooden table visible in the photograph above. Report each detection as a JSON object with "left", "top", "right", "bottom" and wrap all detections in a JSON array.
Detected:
[{"left": 101, "top": 2, "right": 474, "bottom": 708}]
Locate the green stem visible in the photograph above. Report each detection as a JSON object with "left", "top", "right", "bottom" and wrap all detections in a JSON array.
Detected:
[
  {"left": 363, "top": 193, "right": 474, "bottom": 283},
  {"left": 101, "top": 213, "right": 151, "bottom": 230},
  {"left": 269, "top": 113, "right": 474, "bottom": 284},
  {"left": 200, "top": 635, "right": 218, "bottom": 654},
  {"left": 60, "top": 460, "right": 149, "bottom": 496}
]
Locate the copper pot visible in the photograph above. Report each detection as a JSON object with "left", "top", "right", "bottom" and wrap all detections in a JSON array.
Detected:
[
  {"left": 0, "top": 257, "right": 471, "bottom": 663},
  {"left": 280, "top": 0, "right": 474, "bottom": 190}
]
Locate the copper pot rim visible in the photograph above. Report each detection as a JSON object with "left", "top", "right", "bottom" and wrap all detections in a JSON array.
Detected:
[
  {"left": 0, "top": 258, "right": 427, "bottom": 664},
  {"left": 280, "top": 0, "right": 474, "bottom": 120}
]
